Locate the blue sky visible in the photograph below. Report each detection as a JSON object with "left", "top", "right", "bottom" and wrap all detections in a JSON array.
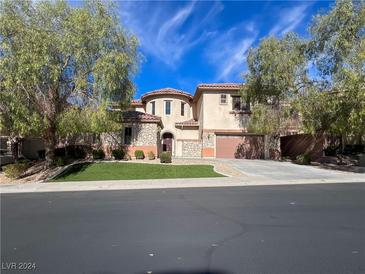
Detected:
[{"left": 118, "top": 1, "right": 334, "bottom": 98}]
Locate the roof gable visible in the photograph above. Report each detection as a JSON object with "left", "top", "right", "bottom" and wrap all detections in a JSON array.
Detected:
[{"left": 141, "top": 87, "right": 193, "bottom": 102}]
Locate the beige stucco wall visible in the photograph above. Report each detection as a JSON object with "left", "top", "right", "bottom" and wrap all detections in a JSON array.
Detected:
[
  {"left": 195, "top": 95, "right": 204, "bottom": 138},
  {"left": 144, "top": 94, "right": 192, "bottom": 127},
  {"left": 135, "top": 106, "right": 145, "bottom": 112},
  {"left": 143, "top": 94, "right": 199, "bottom": 155},
  {"left": 176, "top": 128, "right": 199, "bottom": 139},
  {"left": 202, "top": 91, "right": 250, "bottom": 130}
]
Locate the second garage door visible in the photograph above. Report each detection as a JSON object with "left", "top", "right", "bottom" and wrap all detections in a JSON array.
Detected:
[{"left": 216, "top": 134, "right": 265, "bottom": 159}]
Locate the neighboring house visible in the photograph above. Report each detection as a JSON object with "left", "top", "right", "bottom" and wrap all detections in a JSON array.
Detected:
[{"left": 110, "top": 83, "right": 268, "bottom": 159}]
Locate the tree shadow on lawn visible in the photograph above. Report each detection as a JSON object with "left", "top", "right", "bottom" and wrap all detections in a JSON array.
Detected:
[{"left": 53, "top": 162, "right": 92, "bottom": 181}]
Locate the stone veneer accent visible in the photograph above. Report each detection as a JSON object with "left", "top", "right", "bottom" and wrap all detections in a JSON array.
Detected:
[
  {"left": 129, "top": 123, "right": 159, "bottom": 146},
  {"left": 100, "top": 123, "right": 160, "bottom": 158},
  {"left": 101, "top": 123, "right": 159, "bottom": 147},
  {"left": 182, "top": 140, "right": 202, "bottom": 158},
  {"left": 100, "top": 132, "right": 122, "bottom": 147},
  {"left": 202, "top": 132, "right": 215, "bottom": 148}
]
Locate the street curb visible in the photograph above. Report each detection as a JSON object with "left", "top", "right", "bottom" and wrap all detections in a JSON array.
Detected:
[{"left": 1, "top": 176, "right": 364, "bottom": 194}]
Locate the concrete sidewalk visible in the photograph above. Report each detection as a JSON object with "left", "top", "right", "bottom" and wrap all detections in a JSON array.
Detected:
[{"left": 1, "top": 175, "right": 364, "bottom": 194}]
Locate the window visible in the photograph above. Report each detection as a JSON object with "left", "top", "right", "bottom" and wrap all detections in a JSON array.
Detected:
[
  {"left": 220, "top": 94, "right": 227, "bottom": 104},
  {"left": 124, "top": 127, "right": 132, "bottom": 145},
  {"left": 151, "top": 101, "right": 155, "bottom": 115},
  {"left": 231, "top": 96, "right": 249, "bottom": 111},
  {"left": 165, "top": 100, "right": 171, "bottom": 115},
  {"left": 181, "top": 102, "right": 185, "bottom": 116},
  {"left": 232, "top": 96, "right": 241, "bottom": 110}
]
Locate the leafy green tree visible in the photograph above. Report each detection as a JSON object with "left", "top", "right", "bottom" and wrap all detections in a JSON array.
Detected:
[
  {"left": 245, "top": 0, "right": 364, "bottom": 146},
  {"left": 243, "top": 33, "right": 305, "bottom": 158},
  {"left": 248, "top": 104, "right": 295, "bottom": 135},
  {"left": 244, "top": 33, "right": 307, "bottom": 108},
  {"left": 248, "top": 105, "right": 280, "bottom": 135},
  {"left": 294, "top": 89, "right": 340, "bottom": 135},
  {"left": 247, "top": 103, "right": 297, "bottom": 159},
  {"left": 308, "top": 0, "right": 365, "bottom": 79},
  {"left": 0, "top": 0, "right": 139, "bottom": 165},
  {"left": 56, "top": 103, "right": 121, "bottom": 138},
  {"left": 301, "top": 0, "right": 365, "bottom": 139}
]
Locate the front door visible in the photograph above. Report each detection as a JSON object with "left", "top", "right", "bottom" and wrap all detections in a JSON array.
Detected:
[{"left": 162, "top": 133, "right": 173, "bottom": 152}]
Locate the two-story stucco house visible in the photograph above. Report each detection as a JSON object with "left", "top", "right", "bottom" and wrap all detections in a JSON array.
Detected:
[{"left": 108, "top": 83, "right": 266, "bottom": 159}]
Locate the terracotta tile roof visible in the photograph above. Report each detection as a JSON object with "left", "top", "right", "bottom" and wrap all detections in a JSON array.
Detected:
[
  {"left": 175, "top": 119, "right": 199, "bottom": 127},
  {"left": 130, "top": 99, "right": 143, "bottom": 107},
  {"left": 193, "top": 83, "right": 244, "bottom": 102},
  {"left": 122, "top": 111, "right": 162, "bottom": 125},
  {"left": 197, "top": 83, "right": 242, "bottom": 89},
  {"left": 141, "top": 87, "right": 193, "bottom": 101}
]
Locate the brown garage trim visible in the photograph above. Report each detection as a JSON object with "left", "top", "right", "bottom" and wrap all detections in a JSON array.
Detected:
[
  {"left": 202, "top": 129, "right": 249, "bottom": 133},
  {"left": 215, "top": 131, "right": 264, "bottom": 136}
]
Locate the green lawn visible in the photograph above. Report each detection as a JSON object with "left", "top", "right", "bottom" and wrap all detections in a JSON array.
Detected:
[{"left": 52, "top": 162, "right": 225, "bottom": 181}]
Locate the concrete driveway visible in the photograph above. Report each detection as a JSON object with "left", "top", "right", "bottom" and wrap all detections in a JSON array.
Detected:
[{"left": 221, "top": 159, "right": 365, "bottom": 180}]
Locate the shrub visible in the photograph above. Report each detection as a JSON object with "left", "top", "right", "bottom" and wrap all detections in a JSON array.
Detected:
[
  {"left": 295, "top": 154, "right": 311, "bottom": 165},
  {"left": 55, "top": 145, "right": 90, "bottom": 159},
  {"left": 344, "top": 144, "right": 365, "bottom": 155},
  {"left": 148, "top": 151, "right": 155, "bottom": 160},
  {"left": 324, "top": 144, "right": 339, "bottom": 156},
  {"left": 3, "top": 162, "right": 29, "bottom": 179},
  {"left": 92, "top": 149, "right": 105, "bottom": 160},
  {"left": 55, "top": 147, "right": 66, "bottom": 157},
  {"left": 67, "top": 145, "right": 88, "bottom": 159},
  {"left": 16, "top": 159, "right": 30, "bottom": 164},
  {"left": 160, "top": 151, "right": 172, "bottom": 163},
  {"left": 134, "top": 150, "right": 145, "bottom": 159},
  {"left": 112, "top": 149, "right": 125, "bottom": 160},
  {"left": 280, "top": 156, "right": 291, "bottom": 162}
]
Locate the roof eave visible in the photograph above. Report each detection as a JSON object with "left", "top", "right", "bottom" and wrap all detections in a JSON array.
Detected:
[{"left": 193, "top": 84, "right": 243, "bottom": 102}]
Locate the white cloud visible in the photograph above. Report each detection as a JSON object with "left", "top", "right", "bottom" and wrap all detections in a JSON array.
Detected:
[
  {"left": 220, "top": 37, "right": 256, "bottom": 80},
  {"left": 119, "top": 1, "right": 223, "bottom": 67},
  {"left": 269, "top": 4, "right": 310, "bottom": 37},
  {"left": 206, "top": 22, "right": 258, "bottom": 81},
  {"left": 157, "top": 2, "right": 196, "bottom": 41}
]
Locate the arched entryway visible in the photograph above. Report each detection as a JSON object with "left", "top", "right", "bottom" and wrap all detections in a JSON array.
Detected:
[{"left": 162, "top": 132, "right": 174, "bottom": 153}]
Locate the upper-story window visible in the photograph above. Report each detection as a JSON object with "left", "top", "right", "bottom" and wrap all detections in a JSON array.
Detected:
[
  {"left": 181, "top": 102, "right": 185, "bottom": 116},
  {"left": 150, "top": 101, "right": 155, "bottom": 115},
  {"left": 232, "top": 95, "right": 249, "bottom": 111},
  {"left": 124, "top": 127, "right": 132, "bottom": 145},
  {"left": 220, "top": 94, "right": 227, "bottom": 104},
  {"left": 164, "top": 100, "right": 172, "bottom": 115}
]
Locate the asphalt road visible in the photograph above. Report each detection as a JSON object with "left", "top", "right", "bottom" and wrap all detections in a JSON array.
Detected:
[{"left": 1, "top": 183, "right": 365, "bottom": 274}]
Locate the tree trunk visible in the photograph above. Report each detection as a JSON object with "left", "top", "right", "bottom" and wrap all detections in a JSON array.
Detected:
[
  {"left": 10, "top": 137, "right": 19, "bottom": 161},
  {"left": 43, "top": 89, "right": 58, "bottom": 168},
  {"left": 44, "top": 123, "right": 57, "bottom": 167}
]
